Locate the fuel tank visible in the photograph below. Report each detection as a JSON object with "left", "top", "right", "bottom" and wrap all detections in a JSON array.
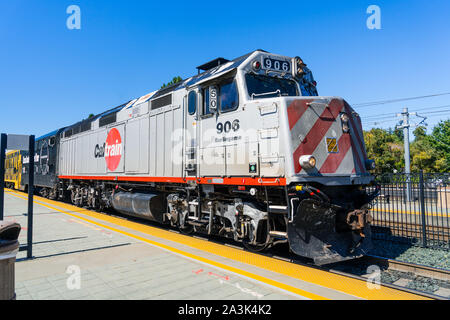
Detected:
[{"left": 111, "top": 192, "right": 166, "bottom": 223}]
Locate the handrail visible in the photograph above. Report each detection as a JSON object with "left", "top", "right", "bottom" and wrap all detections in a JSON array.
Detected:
[{"left": 251, "top": 89, "right": 281, "bottom": 100}]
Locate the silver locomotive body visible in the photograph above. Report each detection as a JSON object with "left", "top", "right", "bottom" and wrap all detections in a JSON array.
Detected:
[{"left": 52, "top": 50, "right": 377, "bottom": 264}]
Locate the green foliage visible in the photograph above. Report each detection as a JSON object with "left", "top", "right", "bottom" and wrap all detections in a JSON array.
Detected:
[
  {"left": 429, "top": 120, "right": 450, "bottom": 171},
  {"left": 364, "top": 128, "right": 404, "bottom": 174},
  {"left": 161, "top": 76, "right": 182, "bottom": 89},
  {"left": 364, "top": 120, "right": 450, "bottom": 173}
]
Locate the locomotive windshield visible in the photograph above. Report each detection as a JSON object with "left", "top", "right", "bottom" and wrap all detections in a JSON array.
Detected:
[{"left": 245, "top": 73, "right": 298, "bottom": 99}]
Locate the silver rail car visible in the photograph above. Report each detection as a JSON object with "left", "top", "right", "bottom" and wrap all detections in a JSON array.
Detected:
[{"left": 41, "top": 50, "right": 378, "bottom": 264}]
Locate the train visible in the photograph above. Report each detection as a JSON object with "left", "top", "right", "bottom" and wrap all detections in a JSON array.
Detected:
[
  {"left": 4, "top": 150, "right": 23, "bottom": 190},
  {"left": 5, "top": 49, "right": 379, "bottom": 265}
]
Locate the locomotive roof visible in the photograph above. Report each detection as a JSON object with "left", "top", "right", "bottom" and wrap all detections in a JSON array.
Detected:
[
  {"left": 59, "top": 49, "right": 266, "bottom": 138},
  {"left": 196, "top": 57, "right": 230, "bottom": 72},
  {"left": 37, "top": 128, "right": 66, "bottom": 141},
  {"left": 131, "top": 50, "right": 263, "bottom": 104},
  {"left": 181, "top": 50, "right": 260, "bottom": 88}
]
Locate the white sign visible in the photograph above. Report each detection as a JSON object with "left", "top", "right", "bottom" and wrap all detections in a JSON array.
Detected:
[{"left": 6, "top": 134, "right": 29, "bottom": 150}]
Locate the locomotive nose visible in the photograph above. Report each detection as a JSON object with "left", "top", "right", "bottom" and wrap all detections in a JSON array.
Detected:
[{"left": 286, "top": 98, "right": 368, "bottom": 177}]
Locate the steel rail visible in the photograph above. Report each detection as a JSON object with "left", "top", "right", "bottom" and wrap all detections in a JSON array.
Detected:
[{"left": 364, "top": 255, "right": 450, "bottom": 282}]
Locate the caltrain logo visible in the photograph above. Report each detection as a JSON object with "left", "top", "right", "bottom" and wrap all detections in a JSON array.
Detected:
[{"left": 104, "top": 128, "right": 122, "bottom": 171}]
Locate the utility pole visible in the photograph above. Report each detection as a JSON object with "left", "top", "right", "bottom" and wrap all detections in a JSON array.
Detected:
[
  {"left": 397, "top": 108, "right": 413, "bottom": 201},
  {"left": 396, "top": 108, "right": 427, "bottom": 202}
]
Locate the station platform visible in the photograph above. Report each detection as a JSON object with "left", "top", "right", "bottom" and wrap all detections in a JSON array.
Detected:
[{"left": 3, "top": 189, "right": 429, "bottom": 300}]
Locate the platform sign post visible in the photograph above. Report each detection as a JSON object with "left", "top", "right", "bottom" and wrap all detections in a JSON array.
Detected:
[
  {"left": 0, "top": 134, "right": 7, "bottom": 220},
  {"left": 26, "top": 135, "right": 34, "bottom": 259},
  {"left": 0, "top": 133, "right": 34, "bottom": 259}
]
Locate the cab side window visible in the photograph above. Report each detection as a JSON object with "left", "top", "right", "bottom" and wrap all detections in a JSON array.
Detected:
[
  {"left": 219, "top": 80, "right": 238, "bottom": 112},
  {"left": 202, "top": 79, "right": 238, "bottom": 115},
  {"left": 188, "top": 91, "right": 197, "bottom": 115}
]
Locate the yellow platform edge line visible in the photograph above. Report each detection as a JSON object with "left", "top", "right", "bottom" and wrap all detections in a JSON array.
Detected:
[{"left": 5, "top": 189, "right": 429, "bottom": 300}]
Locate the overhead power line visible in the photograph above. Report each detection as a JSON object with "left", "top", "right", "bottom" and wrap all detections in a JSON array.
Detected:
[
  {"left": 361, "top": 104, "right": 450, "bottom": 121},
  {"left": 353, "top": 92, "right": 450, "bottom": 108},
  {"left": 362, "top": 110, "right": 450, "bottom": 122},
  {"left": 362, "top": 109, "right": 450, "bottom": 122},
  {"left": 410, "top": 104, "right": 450, "bottom": 113}
]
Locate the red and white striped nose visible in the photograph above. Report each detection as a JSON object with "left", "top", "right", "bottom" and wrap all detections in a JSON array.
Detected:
[{"left": 287, "top": 98, "right": 368, "bottom": 176}]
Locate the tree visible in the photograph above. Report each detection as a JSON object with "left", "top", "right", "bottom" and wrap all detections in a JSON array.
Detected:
[
  {"left": 161, "top": 76, "right": 182, "bottom": 89},
  {"left": 410, "top": 126, "right": 437, "bottom": 172},
  {"left": 413, "top": 126, "right": 427, "bottom": 140},
  {"left": 429, "top": 120, "right": 450, "bottom": 172},
  {"left": 364, "top": 120, "right": 450, "bottom": 173},
  {"left": 364, "top": 128, "right": 404, "bottom": 173}
]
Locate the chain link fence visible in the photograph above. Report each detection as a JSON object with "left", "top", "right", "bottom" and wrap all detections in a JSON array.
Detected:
[{"left": 368, "top": 172, "right": 450, "bottom": 250}]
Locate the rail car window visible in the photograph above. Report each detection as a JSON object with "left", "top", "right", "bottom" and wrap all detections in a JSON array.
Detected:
[
  {"left": 188, "top": 91, "right": 197, "bottom": 115},
  {"left": 245, "top": 73, "right": 298, "bottom": 99},
  {"left": 219, "top": 80, "right": 238, "bottom": 112}
]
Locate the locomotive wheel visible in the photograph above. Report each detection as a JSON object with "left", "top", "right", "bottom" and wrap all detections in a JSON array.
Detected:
[
  {"left": 177, "top": 213, "right": 194, "bottom": 235},
  {"left": 178, "top": 224, "right": 194, "bottom": 235},
  {"left": 242, "top": 219, "right": 270, "bottom": 252}
]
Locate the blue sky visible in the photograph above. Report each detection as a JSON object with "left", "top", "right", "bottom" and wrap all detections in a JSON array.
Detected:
[{"left": 1, "top": 0, "right": 449, "bottom": 138}]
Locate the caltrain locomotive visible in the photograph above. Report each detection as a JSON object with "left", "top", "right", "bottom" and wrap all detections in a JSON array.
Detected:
[{"left": 10, "top": 50, "right": 379, "bottom": 264}]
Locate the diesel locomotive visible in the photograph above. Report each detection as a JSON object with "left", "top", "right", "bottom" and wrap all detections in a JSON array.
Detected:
[{"left": 10, "top": 50, "right": 379, "bottom": 264}]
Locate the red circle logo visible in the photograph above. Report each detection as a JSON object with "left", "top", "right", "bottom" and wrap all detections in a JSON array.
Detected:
[{"left": 105, "top": 128, "right": 122, "bottom": 171}]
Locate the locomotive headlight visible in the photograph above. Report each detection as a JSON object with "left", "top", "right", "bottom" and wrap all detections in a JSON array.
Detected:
[
  {"left": 340, "top": 113, "right": 349, "bottom": 122},
  {"left": 292, "top": 56, "right": 305, "bottom": 78},
  {"left": 340, "top": 112, "right": 350, "bottom": 133},
  {"left": 299, "top": 155, "right": 316, "bottom": 169}
]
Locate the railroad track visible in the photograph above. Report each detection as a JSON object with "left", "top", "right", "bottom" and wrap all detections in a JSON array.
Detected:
[
  {"left": 364, "top": 255, "right": 450, "bottom": 282},
  {"left": 322, "top": 254, "right": 450, "bottom": 300}
]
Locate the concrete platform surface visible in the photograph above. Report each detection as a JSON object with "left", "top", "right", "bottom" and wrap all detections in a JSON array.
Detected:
[{"left": 4, "top": 192, "right": 297, "bottom": 300}]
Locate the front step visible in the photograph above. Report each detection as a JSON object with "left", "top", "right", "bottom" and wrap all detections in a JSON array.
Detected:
[
  {"left": 268, "top": 205, "right": 288, "bottom": 214},
  {"left": 269, "top": 231, "right": 288, "bottom": 239},
  {"left": 187, "top": 221, "right": 206, "bottom": 227}
]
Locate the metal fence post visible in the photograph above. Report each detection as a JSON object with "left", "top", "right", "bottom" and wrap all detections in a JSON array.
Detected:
[{"left": 419, "top": 170, "right": 427, "bottom": 247}]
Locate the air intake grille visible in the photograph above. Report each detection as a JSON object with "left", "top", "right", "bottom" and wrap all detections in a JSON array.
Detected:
[
  {"left": 99, "top": 112, "right": 117, "bottom": 127},
  {"left": 151, "top": 94, "right": 172, "bottom": 110}
]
